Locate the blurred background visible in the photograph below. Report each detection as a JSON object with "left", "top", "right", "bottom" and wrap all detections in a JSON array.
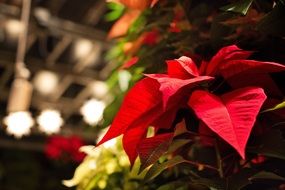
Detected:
[{"left": 0, "top": 0, "right": 112, "bottom": 189}]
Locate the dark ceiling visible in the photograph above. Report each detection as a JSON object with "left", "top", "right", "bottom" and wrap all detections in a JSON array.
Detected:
[{"left": 0, "top": 0, "right": 114, "bottom": 146}]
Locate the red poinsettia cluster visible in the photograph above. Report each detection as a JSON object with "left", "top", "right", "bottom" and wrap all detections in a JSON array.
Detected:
[
  {"left": 45, "top": 135, "right": 86, "bottom": 162},
  {"left": 97, "top": 45, "right": 285, "bottom": 165}
]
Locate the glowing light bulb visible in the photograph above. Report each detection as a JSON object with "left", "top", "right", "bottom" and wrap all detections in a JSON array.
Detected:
[
  {"left": 4, "top": 111, "right": 34, "bottom": 138},
  {"left": 74, "top": 39, "right": 93, "bottom": 59},
  {"left": 37, "top": 109, "right": 63, "bottom": 135},
  {"left": 33, "top": 70, "right": 59, "bottom": 95},
  {"left": 80, "top": 99, "right": 105, "bottom": 125},
  {"left": 5, "top": 19, "right": 24, "bottom": 38},
  {"left": 90, "top": 81, "right": 108, "bottom": 98}
]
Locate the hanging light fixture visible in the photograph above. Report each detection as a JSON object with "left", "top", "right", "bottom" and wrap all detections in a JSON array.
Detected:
[
  {"left": 80, "top": 99, "right": 106, "bottom": 125},
  {"left": 37, "top": 109, "right": 64, "bottom": 135},
  {"left": 4, "top": 0, "right": 34, "bottom": 138}
]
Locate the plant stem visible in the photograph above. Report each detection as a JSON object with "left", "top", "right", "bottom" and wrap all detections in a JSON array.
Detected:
[
  {"left": 215, "top": 140, "right": 224, "bottom": 178},
  {"left": 184, "top": 160, "right": 218, "bottom": 171}
]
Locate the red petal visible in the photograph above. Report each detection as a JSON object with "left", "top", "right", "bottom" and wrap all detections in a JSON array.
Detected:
[
  {"left": 220, "top": 60, "right": 285, "bottom": 79},
  {"left": 205, "top": 45, "right": 252, "bottom": 76},
  {"left": 121, "top": 56, "right": 139, "bottom": 69},
  {"left": 143, "top": 30, "right": 159, "bottom": 46},
  {"left": 97, "top": 78, "right": 161, "bottom": 146},
  {"left": 166, "top": 56, "right": 199, "bottom": 79},
  {"left": 199, "top": 60, "right": 208, "bottom": 76},
  {"left": 123, "top": 124, "right": 147, "bottom": 166},
  {"left": 188, "top": 87, "right": 267, "bottom": 158},
  {"left": 146, "top": 74, "right": 213, "bottom": 109},
  {"left": 151, "top": 107, "right": 178, "bottom": 129},
  {"left": 122, "top": 105, "right": 164, "bottom": 166}
]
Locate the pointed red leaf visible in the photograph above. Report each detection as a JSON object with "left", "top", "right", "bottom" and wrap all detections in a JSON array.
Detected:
[
  {"left": 151, "top": 107, "right": 179, "bottom": 129},
  {"left": 220, "top": 59, "right": 285, "bottom": 79},
  {"left": 205, "top": 45, "right": 252, "bottom": 76},
  {"left": 146, "top": 74, "right": 213, "bottom": 109},
  {"left": 188, "top": 87, "right": 267, "bottom": 158},
  {"left": 138, "top": 133, "right": 173, "bottom": 172},
  {"left": 122, "top": 102, "right": 165, "bottom": 166},
  {"left": 121, "top": 56, "right": 139, "bottom": 69},
  {"left": 199, "top": 60, "right": 208, "bottom": 76},
  {"left": 97, "top": 78, "right": 161, "bottom": 147},
  {"left": 123, "top": 125, "right": 148, "bottom": 166},
  {"left": 166, "top": 56, "right": 199, "bottom": 79}
]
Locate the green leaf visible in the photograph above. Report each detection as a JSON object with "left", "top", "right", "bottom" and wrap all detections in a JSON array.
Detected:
[
  {"left": 107, "top": 2, "right": 125, "bottom": 11},
  {"left": 191, "top": 178, "right": 225, "bottom": 190},
  {"left": 249, "top": 171, "right": 285, "bottom": 182},
  {"left": 102, "top": 94, "right": 124, "bottom": 128},
  {"left": 262, "top": 100, "right": 285, "bottom": 112},
  {"left": 138, "top": 133, "right": 174, "bottom": 173},
  {"left": 226, "top": 168, "right": 258, "bottom": 190},
  {"left": 257, "top": 3, "right": 285, "bottom": 37},
  {"left": 157, "top": 180, "right": 187, "bottom": 190},
  {"left": 128, "top": 11, "right": 148, "bottom": 36},
  {"left": 167, "top": 139, "right": 192, "bottom": 154},
  {"left": 220, "top": 0, "right": 254, "bottom": 15},
  {"left": 105, "top": 2, "right": 125, "bottom": 22},
  {"left": 248, "top": 129, "right": 285, "bottom": 160},
  {"left": 144, "top": 156, "right": 186, "bottom": 182}
]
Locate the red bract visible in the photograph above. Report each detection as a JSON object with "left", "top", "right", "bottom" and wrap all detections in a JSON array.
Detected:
[
  {"left": 121, "top": 56, "right": 139, "bottom": 69},
  {"left": 97, "top": 57, "right": 212, "bottom": 165},
  {"left": 188, "top": 87, "right": 267, "bottom": 158},
  {"left": 143, "top": 30, "right": 160, "bottom": 46},
  {"left": 97, "top": 45, "right": 285, "bottom": 165}
]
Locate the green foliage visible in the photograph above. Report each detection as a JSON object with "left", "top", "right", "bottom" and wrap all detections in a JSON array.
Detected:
[
  {"left": 257, "top": 3, "right": 285, "bottom": 37},
  {"left": 63, "top": 138, "right": 146, "bottom": 190},
  {"left": 220, "top": 0, "right": 254, "bottom": 15},
  {"left": 262, "top": 100, "right": 285, "bottom": 112},
  {"left": 71, "top": 0, "right": 285, "bottom": 189},
  {"left": 248, "top": 129, "right": 285, "bottom": 160},
  {"left": 104, "top": 2, "right": 125, "bottom": 22},
  {"left": 144, "top": 156, "right": 186, "bottom": 182},
  {"left": 249, "top": 171, "right": 285, "bottom": 182}
]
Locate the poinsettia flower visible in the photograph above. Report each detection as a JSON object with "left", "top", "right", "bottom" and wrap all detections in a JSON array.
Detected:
[
  {"left": 45, "top": 135, "right": 86, "bottom": 162},
  {"left": 201, "top": 45, "right": 285, "bottom": 97},
  {"left": 97, "top": 45, "right": 285, "bottom": 165},
  {"left": 97, "top": 57, "right": 213, "bottom": 165}
]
